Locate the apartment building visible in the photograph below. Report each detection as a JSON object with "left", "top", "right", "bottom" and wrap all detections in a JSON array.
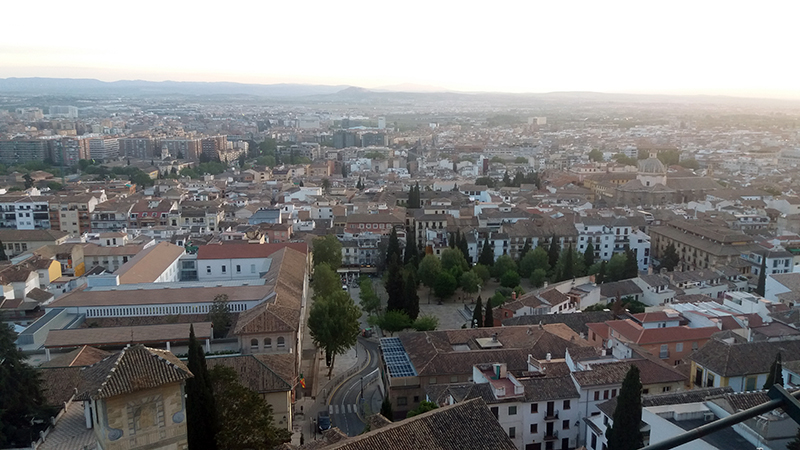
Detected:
[
  {"left": 0, "top": 195, "right": 51, "bottom": 230},
  {"left": 649, "top": 220, "right": 760, "bottom": 270},
  {"left": 48, "top": 192, "right": 107, "bottom": 236},
  {"left": 118, "top": 137, "right": 155, "bottom": 159},
  {"left": 0, "top": 140, "right": 48, "bottom": 165},
  {"left": 88, "top": 137, "right": 119, "bottom": 161}
]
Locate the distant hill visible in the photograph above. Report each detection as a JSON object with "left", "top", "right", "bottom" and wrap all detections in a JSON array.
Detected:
[{"left": 0, "top": 77, "right": 352, "bottom": 97}]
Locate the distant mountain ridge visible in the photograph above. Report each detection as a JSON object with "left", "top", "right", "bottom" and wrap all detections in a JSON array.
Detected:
[{"left": 0, "top": 77, "right": 352, "bottom": 97}]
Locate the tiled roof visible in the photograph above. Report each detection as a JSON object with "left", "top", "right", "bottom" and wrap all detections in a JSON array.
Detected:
[
  {"left": 45, "top": 323, "right": 213, "bottom": 349},
  {"left": 308, "top": 398, "right": 516, "bottom": 450},
  {"left": 0, "top": 228, "right": 68, "bottom": 242},
  {"left": 115, "top": 241, "right": 185, "bottom": 284},
  {"left": 75, "top": 345, "right": 192, "bottom": 401},
  {"left": 49, "top": 285, "right": 273, "bottom": 307},
  {"left": 689, "top": 336, "right": 800, "bottom": 377},
  {"left": 571, "top": 359, "right": 686, "bottom": 387},
  {"left": 606, "top": 319, "right": 719, "bottom": 345},
  {"left": 197, "top": 242, "right": 309, "bottom": 260},
  {"left": 502, "top": 311, "right": 616, "bottom": 335},
  {"left": 206, "top": 354, "right": 293, "bottom": 393},
  {"left": 40, "top": 345, "right": 111, "bottom": 368}
]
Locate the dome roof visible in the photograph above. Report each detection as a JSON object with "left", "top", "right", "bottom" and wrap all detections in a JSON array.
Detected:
[{"left": 638, "top": 157, "right": 666, "bottom": 174}]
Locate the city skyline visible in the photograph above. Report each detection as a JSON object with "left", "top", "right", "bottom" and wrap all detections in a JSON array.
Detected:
[{"left": 2, "top": 0, "right": 799, "bottom": 99}]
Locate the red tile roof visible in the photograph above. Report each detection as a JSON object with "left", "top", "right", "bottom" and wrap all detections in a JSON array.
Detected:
[{"left": 606, "top": 319, "right": 719, "bottom": 345}]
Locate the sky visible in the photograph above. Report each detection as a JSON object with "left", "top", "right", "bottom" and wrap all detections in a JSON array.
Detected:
[{"left": 2, "top": 0, "right": 799, "bottom": 98}]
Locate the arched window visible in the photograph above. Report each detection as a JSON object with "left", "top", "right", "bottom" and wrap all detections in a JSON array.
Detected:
[
  {"left": 250, "top": 339, "right": 258, "bottom": 350},
  {"left": 277, "top": 337, "right": 285, "bottom": 348},
  {"left": 264, "top": 338, "right": 272, "bottom": 348}
]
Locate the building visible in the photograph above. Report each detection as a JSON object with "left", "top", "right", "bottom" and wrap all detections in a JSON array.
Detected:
[
  {"left": 345, "top": 213, "right": 405, "bottom": 236},
  {"left": 194, "top": 242, "right": 308, "bottom": 282},
  {"left": 0, "top": 228, "right": 69, "bottom": 258},
  {"left": 111, "top": 241, "right": 185, "bottom": 284},
  {"left": 73, "top": 345, "right": 192, "bottom": 450},
  {"left": 0, "top": 140, "right": 48, "bottom": 165},
  {"left": 158, "top": 138, "right": 201, "bottom": 160},
  {"left": 201, "top": 135, "right": 228, "bottom": 159},
  {"left": 88, "top": 137, "right": 119, "bottom": 161},
  {"left": 0, "top": 194, "right": 51, "bottom": 230},
  {"left": 649, "top": 220, "right": 761, "bottom": 270},
  {"left": 48, "top": 192, "right": 107, "bottom": 236},
  {"left": 119, "top": 137, "right": 155, "bottom": 159},
  {"left": 48, "top": 105, "right": 78, "bottom": 118}
]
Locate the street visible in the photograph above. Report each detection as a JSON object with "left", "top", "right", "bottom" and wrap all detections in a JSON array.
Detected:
[{"left": 326, "top": 337, "right": 381, "bottom": 436}]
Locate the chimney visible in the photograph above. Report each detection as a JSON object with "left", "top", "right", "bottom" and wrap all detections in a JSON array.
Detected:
[
  {"left": 512, "top": 291, "right": 517, "bottom": 300},
  {"left": 492, "top": 333, "right": 498, "bottom": 342},
  {"left": 546, "top": 353, "right": 552, "bottom": 361}
]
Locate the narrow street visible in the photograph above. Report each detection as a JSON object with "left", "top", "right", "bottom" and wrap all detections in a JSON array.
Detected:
[{"left": 326, "top": 338, "right": 381, "bottom": 436}]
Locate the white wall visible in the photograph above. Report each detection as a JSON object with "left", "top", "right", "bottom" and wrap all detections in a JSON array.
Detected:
[{"left": 198, "top": 257, "right": 271, "bottom": 281}]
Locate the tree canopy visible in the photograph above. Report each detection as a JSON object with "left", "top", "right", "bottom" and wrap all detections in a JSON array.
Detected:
[
  {"left": 607, "top": 365, "right": 643, "bottom": 450},
  {"left": 187, "top": 324, "right": 219, "bottom": 450},
  {"left": 312, "top": 235, "right": 342, "bottom": 270},
  {"left": 308, "top": 289, "right": 361, "bottom": 377}
]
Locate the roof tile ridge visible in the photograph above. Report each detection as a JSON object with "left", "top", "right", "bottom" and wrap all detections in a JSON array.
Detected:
[{"left": 96, "top": 348, "right": 127, "bottom": 397}]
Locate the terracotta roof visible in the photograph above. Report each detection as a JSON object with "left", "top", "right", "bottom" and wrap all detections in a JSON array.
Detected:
[
  {"left": 39, "top": 367, "right": 83, "bottom": 406},
  {"left": 689, "top": 336, "right": 800, "bottom": 377},
  {"left": 0, "top": 228, "right": 68, "bottom": 242},
  {"left": 571, "top": 359, "right": 686, "bottom": 387},
  {"left": 197, "top": 242, "right": 308, "bottom": 260},
  {"left": 45, "top": 322, "right": 212, "bottom": 349},
  {"left": 40, "top": 345, "right": 111, "bottom": 368},
  {"left": 115, "top": 241, "right": 185, "bottom": 284},
  {"left": 606, "top": 319, "right": 719, "bottom": 345},
  {"left": 26, "top": 287, "right": 54, "bottom": 303},
  {"left": 206, "top": 354, "right": 293, "bottom": 393},
  {"left": 308, "top": 398, "right": 516, "bottom": 450},
  {"left": 502, "top": 311, "right": 615, "bottom": 335},
  {"left": 75, "top": 345, "right": 192, "bottom": 401}
]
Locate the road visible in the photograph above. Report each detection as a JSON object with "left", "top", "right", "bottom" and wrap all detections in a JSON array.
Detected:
[{"left": 326, "top": 337, "right": 381, "bottom": 436}]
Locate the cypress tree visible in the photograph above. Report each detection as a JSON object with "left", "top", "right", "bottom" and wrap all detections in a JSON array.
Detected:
[
  {"left": 479, "top": 236, "right": 494, "bottom": 266},
  {"left": 386, "top": 227, "right": 401, "bottom": 264},
  {"left": 607, "top": 365, "right": 643, "bottom": 450},
  {"left": 597, "top": 260, "right": 607, "bottom": 284},
  {"left": 624, "top": 246, "right": 639, "bottom": 279},
  {"left": 583, "top": 241, "right": 595, "bottom": 269},
  {"left": 756, "top": 254, "right": 767, "bottom": 296},
  {"left": 458, "top": 231, "right": 470, "bottom": 265},
  {"left": 380, "top": 398, "right": 393, "bottom": 421},
  {"left": 385, "top": 254, "right": 405, "bottom": 312},
  {"left": 187, "top": 324, "right": 218, "bottom": 450},
  {"left": 519, "top": 238, "right": 532, "bottom": 260},
  {"left": 484, "top": 301, "right": 494, "bottom": 328},
  {"left": 561, "top": 245, "right": 574, "bottom": 281},
  {"left": 472, "top": 296, "right": 483, "bottom": 328},
  {"left": 403, "top": 238, "right": 419, "bottom": 268},
  {"left": 763, "top": 352, "right": 784, "bottom": 389},
  {"left": 403, "top": 269, "right": 420, "bottom": 321},
  {"left": 547, "top": 235, "right": 560, "bottom": 269}
]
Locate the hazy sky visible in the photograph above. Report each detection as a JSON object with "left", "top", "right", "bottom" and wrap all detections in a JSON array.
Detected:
[{"left": 2, "top": 0, "right": 799, "bottom": 98}]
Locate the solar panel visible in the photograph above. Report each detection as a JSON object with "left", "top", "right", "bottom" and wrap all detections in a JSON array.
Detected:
[{"left": 380, "top": 337, "right": 417, "bottom": 377}]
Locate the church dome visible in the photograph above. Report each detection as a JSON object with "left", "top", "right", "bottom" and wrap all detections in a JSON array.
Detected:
[{"left": 638, "top": 157, "right": 666, "bottom": 174}]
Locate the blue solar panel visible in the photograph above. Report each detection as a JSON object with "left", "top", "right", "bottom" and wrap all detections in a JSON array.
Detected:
[{"left": 380, "top": 337, "right": 417, "bottom": 377}]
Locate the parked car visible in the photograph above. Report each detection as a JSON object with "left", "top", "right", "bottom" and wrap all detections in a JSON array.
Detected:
[{"left": 318, "top": 410, "right": 331, "bottom": 432}]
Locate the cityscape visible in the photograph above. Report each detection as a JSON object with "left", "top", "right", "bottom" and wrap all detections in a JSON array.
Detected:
[{"left": 3, "top": 3, "right": 800, "bottom": 450}]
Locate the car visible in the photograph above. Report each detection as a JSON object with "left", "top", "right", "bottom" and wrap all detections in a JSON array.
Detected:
[
  {"left": 317, "top": 410, "right": 331, "bottom": 432},
  {"left": 342, "top": 284, "right": 348, "bottom": 290}
]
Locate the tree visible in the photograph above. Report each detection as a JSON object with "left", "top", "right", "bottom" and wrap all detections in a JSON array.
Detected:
[
  {"left": 478, "top": 236, "right": 494, "bottom": 266},
  {"left": 187, "top": 324, "right": 219, "bottom": 450},
  {"left": 311, "top": 263, "right": 340, "bottom": 301},
  {"left": 460, "top": 270, "right": 481, "bottom": 298},
  {"left": 412, "top": 315, "right": 439, "bottom": 331},
  {"left": 341, "top": 164, "right": 348, "bottom": 178},
  {"left": 764, "top": 352, "right": 784, "bottom": 389},
  {"left": 491, "top": 255, "right": 517, "bottom": 281},
  {"left": 500, "top": 270, "right": 521, "bottom": 288},
  {"left": 588, "top": 149, "right": 604, "bottom": 162},
  {"left": 408, "top": 183, "right": 421, "bottom": 209},
  {"left": 606, "top": 254, "right": 628, "bottom": 282},
  {"left": 22, "top": 173, "right": 33, "bottom": 189},
  {"left": 624, "top": 247, "right": 639, "bottom": 279},
  {"left": 418, "top": 254, "right": 442, "bottom": 298},
  {"left": 403, "top": 239, "right": 419, "bottom": 267},
  {"left": 359, "top": 277, "right": 381, "bottom": 316},
  {"left": 308, "top": 290, "right": 361, "bottom": 377},
  {"left": 597, "top": 260, "right": 607, "bottom": 284},
  {"left": 472, "top": 296, "right": 484, "bottom": 328},
  {"left": 787, "top": 427, "right": 800, "bottom": 450},
  {"left": 386, "top": 227, "right": 401, "bottom": 264},
  {"left": 0, "top": 323, "right": 54, "bottom": 448},
  {"left": 756, "top": 254, "right": 767, "bottom": 297},
  {"left": 607, "top": 365, "right": 643, "bottom": 450},
  {"left": 457, "top": 231, "right": 470, "bottom": 264},
  {"left": 433, "top": 272, "right": 457, "bottom": 301},
  {"left": 441, "top": 248, "right": 469, "bottom": 274},
  {"left": 321, "top": 178, "right": 331, "bottom": 194},
  {"left": 403, "top": 269, "right": 420, "bottom": 320},
  {"left": 559, "top": 245, "right": 575, "bottom": 281},
  {"left": 659, "top": 243, "right": 680, "bottom": 272},
  {"left": 519, "top": 238, "right": 532, "bottom": 260},
  {"left": 210, "top": 365, "right": 291, "bottom": 450},
  {"left": 502, "top": 170, "right": 511, "bottom": 186},
  {"left": 530, "top": 269, "right": 547, "bottom": 288},
  {"left": 472, "top": 264, "right": 491, "bottom": 283},
  {"left": 406, "top": 401, "right": 438, "bottom": 418},
  {"left": 519, "top": 247, "right": 549, "bottom": 278},
  {"left": 385, "top": 254, "right": 405, "bottom": 312},
  {"left": 312, "top": 235, "right": 342, "bottom": 270},
  {"left": 376, "top": 310, "right": 412, "bottom": 336},
  {"left": 547, "top": 236, "right": 560, "bottom": 270},
  {"left": 207, "top": 294, "right": 232, "bottom": 338},
  {"left": 380, "top": 398, "right": 393, "bottom": 420},
  {"left": 484, "top": 301, "right": 494, "bottom": 327},
  {"left": 584, "top": 242, "right": 595, "bottom": 269}
]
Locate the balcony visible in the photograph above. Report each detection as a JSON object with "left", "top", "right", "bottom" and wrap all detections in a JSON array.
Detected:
[
  {"left": 544, "top": 430, "right": 559, "bottom": 441},
  {"left": 544, "top": 409, "right": 559, "bottom": 420}
]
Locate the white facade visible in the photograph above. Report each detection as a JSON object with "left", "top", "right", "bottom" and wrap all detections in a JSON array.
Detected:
[{"left": 197, "top": 257, "right": 272, "bottom": 281}]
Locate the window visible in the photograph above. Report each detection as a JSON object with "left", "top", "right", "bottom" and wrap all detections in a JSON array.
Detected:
[
  {"left": 611, "top": 389, "right": 617, "bottom": 398},
  {"left": 508, "top": 427, "right": 515, "bottom": 438},
  {"left": 594, "top": 391, "right": 600, "bottom": 401},
  {"left": 264, "top": 338, "right": 272, "bottom": 348},
  {"left": 692, "top": 342, "right": 699, "bottom": 351},
  {"left": 508, "top": 406, "right": 517, "bottom": 415},
  {"left": 413, "top": 396, "right": 419, "bottom": 403},
  {"left": 429, "top": 377, "right": 437, "bottom": 385},
  {"left": 236, "top": 265, "right": 241, "bottom": 273},
  {"left": 490, "top": 407, "right": 498, "bottom": 419},
  {"left": 531, "top": 403, "right": 538, "bottom": 413},
  {"left": 563, "top": 400, "right": 571, "bottom": 410},
  {"left": 706, "top": 373, "right": 715, "bottom": 387},
  {"left": 662, "top": 386, "right": 671, "bottom": 392},
  {"left": 745, "top": 376, "right": 757, "bottom": 391},
  {"left": 206, "top": 266, "right": 211, "bottom": 274},
  {"left": 397, "top": 397, "right": 407, "bottom": 406},
  {"left": 676, "top": 343, "right": 684, "bottom": 352},
  {"left": 603, "top": 390, "right": 609, "bottom": 400},
  {"left": 450, "top": 376, "right": 458, "bottom": 383},
  {"left": 251, "top": 264, "right": 256, "bottom": 273},
  {"left": 591, "top": 433, "right": 598, "bottom": 450},
  {"left": 562, "top": 420, "right": 570, "bottom": 430},
  {"left": 277, "top": 337, "right": 285, "bottom": 348},
  {"left": 250, "top": 339, "right": 258, "bottom": 350},
  {"left": 530, "top": 423, "right": 538, "bottom": 433},
  {"left": 221, "top": 265, "right": 226, "bottom": 273}
]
